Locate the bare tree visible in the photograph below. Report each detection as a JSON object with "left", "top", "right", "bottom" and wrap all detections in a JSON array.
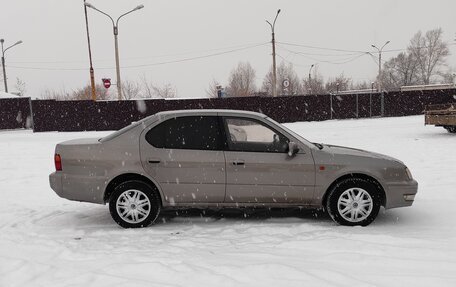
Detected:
[
  {"left": 140, "top": 75, "right": 155, "bottom": 98},
  {"left": 262, "top": 61, "right": 303, "bottom": 96},
  {"left": 41, "top": 88, "right": 72, "bottom": 100},
  {"left": 72, "top": 84, "right": 110, "bottom": 100},
  {"left": 140, "top": 75, "right": 177, "bottom": 99},
  {"left": 380, "top": 52, "right": 420, "bottom": 90},
  {"left": 15, "top": 78, "right": 27, "bottom": 96},
  {"left": 350, "top": 81, "right": 371, "bottom": 91},
  {"left": 121, "top": 79, "right": 142, "bottom": 100},
  {"left": 225, "top": 62, "right": 256, "bottom": 97},
  {"left": 408, "top": 28, "right": 450, "bottom": 84},
  {"left": 302, "top": 67, "right": 326, "bottom": 95},
  {"left": 152, "top": 83, "right": 178, "bottom": 98},
  {"left": 442, "top": 70, "right": 456, "bottom": 84},
  {"left": 42, "top": 84, "right": 110, "bottom": 100},
  {"left": 325, "top": 74, "right": 351, "bottom": 93},
  {"left": 205, "top": 79, "right": 221, "bottom": 98}
]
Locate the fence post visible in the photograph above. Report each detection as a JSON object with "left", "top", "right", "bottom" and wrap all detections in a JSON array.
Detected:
[
  {"left": 381, "top": 92, "right": 385, "bottom": 117},
  {"left": 356, "top": 94, "right": 359, "bottom": 118},
  {"left": 28, "top": 97, "right": 35, "bottom": 131},
  {"left": 330, "top": 94, "right": 333, "bottom": 119},
  {"left": 369, "top": 93, "right": 372, "bottom": 117}
]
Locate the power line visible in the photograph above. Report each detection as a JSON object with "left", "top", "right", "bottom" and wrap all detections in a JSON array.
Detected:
[
  {"left": 120, "top": 42, "right": 269, "bottom": 69},
  {"left": 8, "top": 41, "right": 454, "bottom": 72},
  {"left": 278, "top": 41, "right": 368, "bottom": 54},
  {"left": 279, "top": 41, "right": 456, "bottom": 55},
  {"left": 8, "top": 42, "right": 269, "bottom": 71},
  {"left": 278, "top": 44, "right": 368, "bottom": 65},
  {"left": 8, "top": 42, "right": 269, "bottom": 65}
]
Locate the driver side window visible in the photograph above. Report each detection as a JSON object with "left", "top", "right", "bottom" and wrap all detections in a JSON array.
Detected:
[{"left": 224, "top": 118, "right": 289, "bottom": 153}]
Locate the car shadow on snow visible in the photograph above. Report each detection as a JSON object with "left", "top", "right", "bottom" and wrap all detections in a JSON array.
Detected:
[
  {"left": 58, "top": 206, "right": 414, "bottom": 229},
  {"left": 157, "top": 207, "right": 333, "bottom": 225},
  {"left": 156, "top": 207, "right": 413, "bottom": 227}
]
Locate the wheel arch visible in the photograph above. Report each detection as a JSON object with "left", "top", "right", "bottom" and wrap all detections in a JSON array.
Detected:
[
  {"left": 321, "top": 173, "right": 386, "bottom": 208},
  {"left": 104, "top": 173, "right": 163, "bottom": 205}
]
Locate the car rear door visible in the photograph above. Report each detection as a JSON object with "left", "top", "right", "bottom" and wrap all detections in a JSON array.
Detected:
[
  {"left": 139, "top": 115, "right": 226, "bottom": 205},
  {"left": 222, "top": 116, "right": 315, "bottom": 204}
]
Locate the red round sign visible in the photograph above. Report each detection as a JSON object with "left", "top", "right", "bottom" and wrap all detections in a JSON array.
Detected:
[{"left": 102, "top": 78, "right": 111, "bottom": 89}]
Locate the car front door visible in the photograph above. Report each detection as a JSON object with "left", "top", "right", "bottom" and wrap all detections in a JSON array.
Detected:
[
  {"left": 140, "top": 115, "right": 226, "bottom": 205},
  {"left": 222, "top": 116, "right": 315, "bottom": 204}
]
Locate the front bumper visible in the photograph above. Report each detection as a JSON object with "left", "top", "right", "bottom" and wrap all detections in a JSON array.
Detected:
[{"left": 384, "top": 179, "right": 418, "bottom": 209}]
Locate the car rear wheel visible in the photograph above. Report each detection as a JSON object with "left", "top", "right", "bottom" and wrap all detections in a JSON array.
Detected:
[
  {"left": 109, "top": 180, "right": 161, "bottom": 228},
  {"left": 326, "top": 178, "right": 382, "bottom": 226},
  {"left": 444, "top": 126, "right": 456, "bottom": 133}
]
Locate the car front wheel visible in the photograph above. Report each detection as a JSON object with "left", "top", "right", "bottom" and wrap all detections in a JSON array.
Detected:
[
  {"left": 109, "top": 180, "right": 161, "bottom": 228},
  {"left": 326, "top": 178, "right": 382, "bottom": 226}
]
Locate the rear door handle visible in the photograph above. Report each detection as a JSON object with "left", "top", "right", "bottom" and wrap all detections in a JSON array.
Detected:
[
  {"left": 148, "top": 159, "right": 161, "bottom": 164},
  {"left": 232, "top": 160, "right": 245, "bottom": 166}
]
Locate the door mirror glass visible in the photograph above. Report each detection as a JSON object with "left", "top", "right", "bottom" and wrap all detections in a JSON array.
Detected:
[{"left": 288, "top": 142, "right": 300, "bottom": 157}]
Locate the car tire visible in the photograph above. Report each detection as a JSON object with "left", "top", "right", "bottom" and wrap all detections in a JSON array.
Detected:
[
  {"left": 326, "top": 178, "right": 382, "bottom": 226},
  {"left": 109, "top": 180, "right": 161, "bottom": 228},
  {"left": 444, "top": 126, "right": 456, "bottom": 133}
]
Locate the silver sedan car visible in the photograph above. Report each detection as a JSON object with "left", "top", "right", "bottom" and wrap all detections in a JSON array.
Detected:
[{"left": 49, "top": 110, "right": 418, "bottom": 228}]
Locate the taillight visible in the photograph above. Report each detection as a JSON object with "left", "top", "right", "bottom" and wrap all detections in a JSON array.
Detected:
[{"left": 55, "top": 154, "right": 62, "bottom": 171}]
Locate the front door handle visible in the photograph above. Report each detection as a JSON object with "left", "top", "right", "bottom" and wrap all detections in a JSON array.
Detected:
[
  {"left": 148, "top": 159, "right": 161, "bottom": 164},
  {"left": 232, "top": 160, "right": 245, "bottom": 166}
]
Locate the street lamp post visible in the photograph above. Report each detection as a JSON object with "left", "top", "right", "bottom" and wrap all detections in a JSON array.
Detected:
[
  {"left": 84, "top": 0, "right": 97, "bottom": 101},
  {"left": 85, "top": 2, "right": 144, "bottom": 100},
  {"left": 372, "top": 41, "right": 390, "bottom": 117},
  {"left": 0, "top": 39, "right": 23, "bottom": 93},
  {"left": 370, "top": 82, "right": 375, "bottom": 117},
  {"left": 371, "top": 41, "right": 390, "bottom": 92},
  {"left": 308, "top": 63, "right": 315, "bottom": 94},
  {"left": 266, "top": 9, "right": 281, "bottom": 97},
  {"left": 308, "top": 64, "right": 315, "bottom": 83}
]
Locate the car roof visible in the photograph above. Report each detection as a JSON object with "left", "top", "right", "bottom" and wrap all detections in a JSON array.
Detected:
[
  {"left": 154, "top": 109, "right": 267, "bottom": 118},
  {"left": 101, "top": 109, "right": 270, "bottom": 143}
]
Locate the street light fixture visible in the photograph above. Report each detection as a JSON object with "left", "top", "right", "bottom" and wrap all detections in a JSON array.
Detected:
[
  {"left": 266, "top": 9, "right": 281, "bottom": 97},
  {"left": 1, "top": 39, "right": 23, "bottom": 93},
  {"left": 371, "top": 40, "right": 390, "bottom": 92},
  {"left": 85, "top": 2, "right": 144, "bottom": 100}
]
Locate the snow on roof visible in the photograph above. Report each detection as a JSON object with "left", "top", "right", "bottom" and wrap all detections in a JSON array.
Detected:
[{"left": 0, "top": 91, "right": 20, "bottom": 99}]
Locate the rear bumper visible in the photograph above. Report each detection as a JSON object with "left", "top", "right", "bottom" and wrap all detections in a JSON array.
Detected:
[
  {"left": 49, "top": 172, "right": 64, "bottom": 198},
  {"left": 384, "top": 179, "right": 418, "bottom": 209},
  {"left": 49, "top": 172, "right": 105, "bottom": 204}
]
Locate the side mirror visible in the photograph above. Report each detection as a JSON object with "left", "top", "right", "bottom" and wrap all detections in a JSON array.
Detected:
[{"left": 287, "top": 142, "right": 300, "bottom": 157}]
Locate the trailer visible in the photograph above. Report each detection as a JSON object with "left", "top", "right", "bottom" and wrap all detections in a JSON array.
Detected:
[{"left": 425, "top": 103, "right": 456, "bottom": 133}]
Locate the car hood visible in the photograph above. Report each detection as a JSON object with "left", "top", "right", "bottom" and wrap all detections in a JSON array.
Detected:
[{"left": 322, "top": 144, "right": 403, "bottom": 164}]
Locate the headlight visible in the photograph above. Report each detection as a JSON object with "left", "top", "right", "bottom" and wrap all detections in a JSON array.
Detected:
[{"left": 405, "top": 167, "right": 413, "bottom": 180}]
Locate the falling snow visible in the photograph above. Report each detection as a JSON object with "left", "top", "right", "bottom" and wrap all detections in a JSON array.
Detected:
[{"left": 0, "top": 115, "right": 455, "bottom": 286}]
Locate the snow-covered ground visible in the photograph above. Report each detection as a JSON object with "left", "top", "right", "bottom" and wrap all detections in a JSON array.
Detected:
[{"left": 1, "top": 115, "right": 455, "bottom": 287}]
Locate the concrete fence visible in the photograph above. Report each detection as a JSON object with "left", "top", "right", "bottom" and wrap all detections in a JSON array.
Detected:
[
  {"left": 1, "top": 89, "right": 455, "bottom": 132},
  {"left": 0, "top": 97, "right": 33, "bottom": 130}
]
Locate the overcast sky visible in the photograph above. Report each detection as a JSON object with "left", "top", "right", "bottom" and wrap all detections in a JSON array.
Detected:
[{"left": 1, "top": 0, "right": 455, "bottom": 98}]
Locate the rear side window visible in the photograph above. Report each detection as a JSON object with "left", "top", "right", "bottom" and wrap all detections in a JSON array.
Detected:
[{"left": 146, "top": 116, "right": 224, "bottom": 150}]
